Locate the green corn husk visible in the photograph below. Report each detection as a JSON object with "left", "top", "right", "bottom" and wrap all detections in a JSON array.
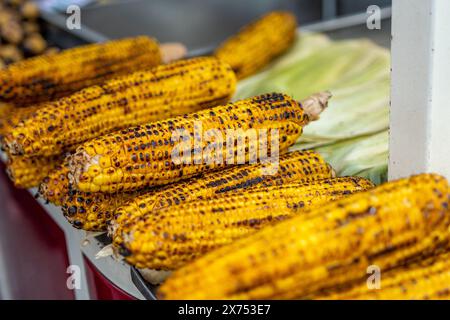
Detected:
[
  {"left": 234, "top": 32, "right": 390, "bottom": 183},
  {"left": 290, "top": 130, "right": 388, "bottom": 185}
]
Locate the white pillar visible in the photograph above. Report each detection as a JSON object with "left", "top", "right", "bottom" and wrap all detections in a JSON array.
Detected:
[{"left": 390, "top": 0, "right": 450, "bottom": 180}]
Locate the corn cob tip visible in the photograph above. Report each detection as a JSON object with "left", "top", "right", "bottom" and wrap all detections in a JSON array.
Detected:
[
  {"left": 160, "top": 43, "right": 187, "bottom": 63},
  {"left": 4, "top": 135, "right": 24, "bottom": 155},
  {"left": 301, "top": 91, "right": 332, "bottom": 121},
  {"left": 329, "top": 164, "right": 336, "bottom": 178},
  {"left": 67, "top": 151, "right": 98, "bottom": 188}
]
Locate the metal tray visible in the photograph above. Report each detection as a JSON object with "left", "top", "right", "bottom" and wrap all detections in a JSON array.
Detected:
[{"left": 130, "top": 267, "right": 158, "bottom": 300}]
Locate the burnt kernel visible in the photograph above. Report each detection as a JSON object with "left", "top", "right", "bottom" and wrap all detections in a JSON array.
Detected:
[
  {"left": 72, "top": 220, "right": 83, "bottom": 228},
  {"left": 67, "top": 206, "right": 77, "bottom": 216}
]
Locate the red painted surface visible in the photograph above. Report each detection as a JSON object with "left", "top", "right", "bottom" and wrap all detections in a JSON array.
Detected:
[
  {"left": 0, "top": 163, "right": 74, "bottom": 300},
  {"left": 83, "top": 256, "right": 135, "bottom": 300}
]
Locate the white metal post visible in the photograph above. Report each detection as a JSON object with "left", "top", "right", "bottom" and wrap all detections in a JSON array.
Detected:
[{"left": 390, "top": 0, "right": 450, "bottom": 180}]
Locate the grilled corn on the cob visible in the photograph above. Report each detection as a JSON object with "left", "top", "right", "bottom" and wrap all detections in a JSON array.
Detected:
[
  {"left": 215, "top": 11, "right": 297, "bottom": 79},
  {"left": 0, "top": 36, "right": 161, "bottom": 104},
  {"left": 111, "top": 150, "right": 334, "bottom": 236},
  {"left": 5, "top": 57, "right": 236, "bottom": 157},
  {"left": 321, "top": 250, "right": 450, "bottom": 300},
  {"left": 69, "top": 92, "right": 331, "bottom": 193},
  {"left": 119, "top": 177, "right": 374, "bottom": 270},
  {"left": 158, "top": 173, "right": 450, "bottom": 299},
  {"left": 6, "top": 153, "right": 64, "bottom": 188}
]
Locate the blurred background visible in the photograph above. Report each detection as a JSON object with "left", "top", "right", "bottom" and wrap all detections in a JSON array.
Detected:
[{"left": 35, "top": 0, "right": 392, "bottom": 50}]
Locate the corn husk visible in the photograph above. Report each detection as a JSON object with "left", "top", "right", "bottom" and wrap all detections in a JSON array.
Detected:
[{"left": 235, "top": 32, "right": 390, "bottom": 183}]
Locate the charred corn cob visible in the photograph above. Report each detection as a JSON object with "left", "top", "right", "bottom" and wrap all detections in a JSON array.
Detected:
[
  {"left": 6, "top": 153, "right": 64, "bottom": 188},
  {"left": 0, "top": 36, "right": 161, "bottom": 104},
  {"left": 5, "top": 57, "right": 236, "bottom": 157},
  {"left": 321, "top": 250, "right": 450, "bottom": 300},
  {"left": 40, "top": 150, "right": 333, "bottom": 231},
  {"left": 215, "top": 11, "right": 297, "bottom": 79},
  {"left": 69, "top": 92, "right": 331, "bottom": 193},
  {"left": 119, "top": 177, "right": 374, "bottom": 270},
  {"left": 158, "top": 173, "right": 450, "bottom": 299},
  {"left": 111, "top": 150, "right": 334, "bottom": 236}
]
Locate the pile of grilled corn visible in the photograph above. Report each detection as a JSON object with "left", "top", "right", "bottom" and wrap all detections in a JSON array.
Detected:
[{"left": 1, "top": 10, "right": 449, "bottom": 301}]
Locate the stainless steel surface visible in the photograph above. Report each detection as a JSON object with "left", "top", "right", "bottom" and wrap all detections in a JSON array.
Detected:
[
  {"left": 42, "top": 0, "right": 321, "bottom": 50},
  {"left": 42, "top": 1, "right": 391, "bottom": 51}
]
